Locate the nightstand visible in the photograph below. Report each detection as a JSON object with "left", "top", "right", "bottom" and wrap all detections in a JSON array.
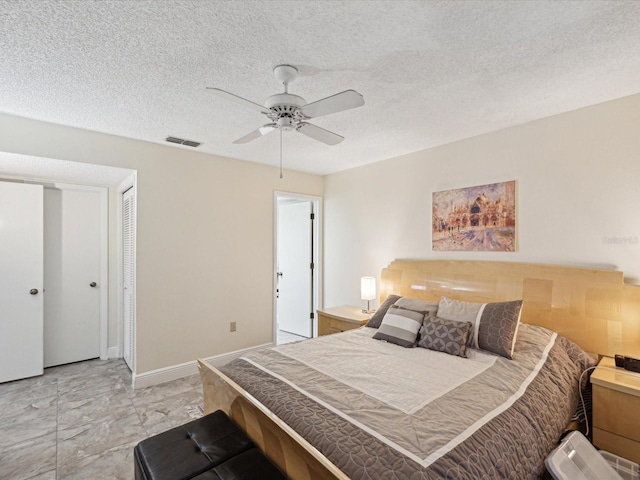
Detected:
[
  {"left": 591, "top": 356, "right": 640, "bottom": 463},
  {"left": 317, "top": 305, "right": 370, "bottom": 336}
]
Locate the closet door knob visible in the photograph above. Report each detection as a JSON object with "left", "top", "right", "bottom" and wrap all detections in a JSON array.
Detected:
[
  {"left": 90, "top": 282, "right": 97, "bottom": 287},
  {"left": 30, "top": 289, "right": 38, "bottom": 295}
]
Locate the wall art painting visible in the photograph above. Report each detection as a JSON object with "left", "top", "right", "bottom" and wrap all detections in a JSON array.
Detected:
[{"left": 432, "top": 180, "right": 516, "bottom": 252}]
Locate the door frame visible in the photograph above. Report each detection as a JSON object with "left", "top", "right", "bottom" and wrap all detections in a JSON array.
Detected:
[
  {"left": 44, "top": 182, "right": 109, "bottom": 360},
  {"left": 273, "top": 191, "right": 322, "bottom": 342}
]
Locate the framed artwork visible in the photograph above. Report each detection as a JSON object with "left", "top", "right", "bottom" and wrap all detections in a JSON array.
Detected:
[{"left": 432, "top": 180, "right": 516, "bottom": 252}]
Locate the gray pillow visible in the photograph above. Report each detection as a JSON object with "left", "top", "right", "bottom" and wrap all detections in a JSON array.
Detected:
[
  {"left": 417, "top": 317, "right": 473, "bottom": 358},
  {"left": 366, "top": 294, "right": 401, "bottom": 328},
  {"left": 477, "top": 300, "right": 523, "bottom": 359},
  {"left": 372, "top": 305, "right": 424, "bottom": 347},
  {"left": 437, "top": 297, "right": 523, "bottom": 359}
]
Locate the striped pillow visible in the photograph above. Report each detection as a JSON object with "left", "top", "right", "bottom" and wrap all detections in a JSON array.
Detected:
[
  {"left": 372, "top": 305, "right": 425, "bottom": 347},
  {"left": 365, "top": 295, "right": 402, "bottom": 328}
]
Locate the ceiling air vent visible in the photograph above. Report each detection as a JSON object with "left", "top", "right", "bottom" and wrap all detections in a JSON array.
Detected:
[{"left": 166, "top": 136, "right": 201, "bottom": 147}]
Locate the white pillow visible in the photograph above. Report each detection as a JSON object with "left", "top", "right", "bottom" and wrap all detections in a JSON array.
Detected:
[{"left": 437, "top": 297, "right": 483, "bottom": 346}]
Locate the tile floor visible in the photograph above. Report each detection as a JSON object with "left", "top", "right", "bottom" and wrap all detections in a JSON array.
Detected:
[
  {"left": 277, "top": 329, "right": 308, "bottom": 345},
  {"left": 0, "top": 358, "right": 204, "bottom": 480}
]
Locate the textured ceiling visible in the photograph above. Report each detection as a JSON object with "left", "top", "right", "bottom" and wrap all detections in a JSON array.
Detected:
[
  {"left": 1, "top": 1, "right": 640, "bottom": 176},
  {"left": 0, "top": 152, "right": 134, "bottom": 186}
]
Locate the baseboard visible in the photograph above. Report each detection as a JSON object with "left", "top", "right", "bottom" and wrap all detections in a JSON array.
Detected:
[
  {"left": 107, "top": 346, "right": 120, "bottom": 359},
  {"left": 132, "top": 342, "right": 273, "bottom": 389}
]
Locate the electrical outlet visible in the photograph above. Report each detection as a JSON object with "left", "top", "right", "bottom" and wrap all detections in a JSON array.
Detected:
[{"left": 230, "top": 321, "right": 236, "bottom": 332}]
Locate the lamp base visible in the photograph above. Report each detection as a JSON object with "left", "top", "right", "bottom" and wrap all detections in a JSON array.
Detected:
[{"left": 362, "top": 300, "right": 375, "bottom": 315}]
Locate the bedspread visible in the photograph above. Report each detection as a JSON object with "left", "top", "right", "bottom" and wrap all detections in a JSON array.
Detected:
[{"left": 219, "top": 324, "right": 594, "bottom": 479}]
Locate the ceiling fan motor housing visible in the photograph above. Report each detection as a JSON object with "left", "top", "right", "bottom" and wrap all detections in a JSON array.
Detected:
[
  {"left": 265, "top": 93, "right": 308, "bottom": 131},
  {"left": 265, "top": 93, "right": 306, "bottom": 110}
]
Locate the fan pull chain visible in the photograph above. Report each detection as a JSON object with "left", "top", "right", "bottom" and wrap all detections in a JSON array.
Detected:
[{"left": 279, "top": 129, "right": 283, "bottom": 179}]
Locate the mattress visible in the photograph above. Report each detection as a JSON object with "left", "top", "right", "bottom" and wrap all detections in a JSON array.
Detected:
[{"left": 219, "top": 324, "right": 595, "bottom": 479}]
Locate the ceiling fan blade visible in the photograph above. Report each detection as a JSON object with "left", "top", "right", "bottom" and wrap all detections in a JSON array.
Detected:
[
  {"left": 300, "top": 90, "right": 364, "bottom": 119},
  {"left": 232, "top": 124, "right": 276, "bottom": 144},
  {"left": 297, "top": 122, "right": 344, "bottom": 146},
  {"left": 206, "top": 87, "right": 270, "bottom": 114}
]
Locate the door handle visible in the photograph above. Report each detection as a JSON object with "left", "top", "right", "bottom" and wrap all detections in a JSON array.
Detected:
[
  {"left": 90, "top": 282, "right": 97, "bottom": 287},
  {"left": 30, "top": 289, "right": 38, "bottom": 295}
]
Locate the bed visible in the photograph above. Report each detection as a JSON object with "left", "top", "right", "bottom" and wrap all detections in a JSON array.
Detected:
[{"left": 198, "top": 260, "right": 640, "bottom": 479}]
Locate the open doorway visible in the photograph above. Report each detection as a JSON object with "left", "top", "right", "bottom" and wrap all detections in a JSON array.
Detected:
[{"left": 274, "top": 192, "right": 322, "bottom": 345}]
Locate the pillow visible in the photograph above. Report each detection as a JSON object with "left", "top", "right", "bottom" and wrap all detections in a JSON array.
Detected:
[
  {"left": 366, "top": 294, "right": 401, "bottom": 328},
  {"left": 437, "top": 297, "right": 523, "bottom": 359},
  {"left": 437, "top": 297, "right": 483, "bottom": 338},
  {"left": 394, "top": 298, "right": 439, "bottom": 317},
  {"left": 417, "top": 317, "right": 473, "bottom": 358},
  {"left": 477, "top": 300, "right": 523, "bottom": 359},
  {"left": 372, "top": 305, "right": 424, "bottom": 347}
]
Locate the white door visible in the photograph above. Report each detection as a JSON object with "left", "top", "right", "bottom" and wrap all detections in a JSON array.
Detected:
[
  {"left": 277, "top": 200, "right": 312, "bottom": 338},
  {"left": 122, "top": 186, "right": 135, "bottom": 371},
  {"left": 43, "top": 187, "right": 102, "bottom": 367},
  {"left": 0, "top": 181, "right": 44, "bottom": 383}
]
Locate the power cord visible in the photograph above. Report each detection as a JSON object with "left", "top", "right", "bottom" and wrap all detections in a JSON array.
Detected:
[{"left": 579, "top": 366, "right": 597, "bottom": 437}]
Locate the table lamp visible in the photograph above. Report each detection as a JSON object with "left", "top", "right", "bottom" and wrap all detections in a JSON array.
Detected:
[{"left": 361, "top": 276, "right": 376, "bottom": 314}]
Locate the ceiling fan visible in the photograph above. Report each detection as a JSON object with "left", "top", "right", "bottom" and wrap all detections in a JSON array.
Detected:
[{"left": 207, "top": 64, "right": 365, "bottom": 146}]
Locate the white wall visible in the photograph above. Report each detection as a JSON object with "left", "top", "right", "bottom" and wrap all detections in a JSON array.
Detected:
[
  {"left": 0, "top": 113, "right": 323, "bottom": 374},
  {"left": 324, "top": 94, "right": 640, "bottom": 309}
]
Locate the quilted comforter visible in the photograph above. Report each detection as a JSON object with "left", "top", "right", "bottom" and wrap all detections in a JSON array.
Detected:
[{"left": 220, "top": 324, "right": 594, "bottom": 479}]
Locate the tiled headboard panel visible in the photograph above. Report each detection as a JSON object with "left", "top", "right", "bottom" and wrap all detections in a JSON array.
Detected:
[{"left": 381, "top": 260, "right": 640, "bottom": 357}]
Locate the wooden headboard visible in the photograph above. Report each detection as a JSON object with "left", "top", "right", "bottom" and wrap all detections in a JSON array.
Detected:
[{"left": 380, "top": 260, "right": 640, "bottom": 358}]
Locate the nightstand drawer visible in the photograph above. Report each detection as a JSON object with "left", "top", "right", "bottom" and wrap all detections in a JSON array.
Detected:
[
  {"left": 593, "top": 384, "right": 640, "bottom": 443},
  {"left": 591, "top": 356, "right": 640, "bottom": 464},
  {"left": 317, "top": 306, "right": 370, "bottom": 336},
  {"left": 592, "top": 428, "right": 640, "bottom": 464},
  {"left": 319, "top": 317, "right": 357, "bottom": 335}
]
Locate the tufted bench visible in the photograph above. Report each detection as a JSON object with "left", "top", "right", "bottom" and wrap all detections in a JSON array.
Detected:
[{"left": 134, "top": 410, "right": 287, "bottom": 480}]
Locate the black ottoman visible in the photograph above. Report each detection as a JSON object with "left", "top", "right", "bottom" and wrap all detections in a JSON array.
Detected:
[{"left": 134, "top": 410, "right": 287, "bottom": 480}]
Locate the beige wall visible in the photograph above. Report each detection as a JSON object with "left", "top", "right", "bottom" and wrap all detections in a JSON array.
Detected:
[
  {"left": 4, "top": 92, "right": 639, "bottom": 372},
  {"left": 0, "top": 113, "right": 323, "bottom": 374},
  {"left": 323, "top": 94, "right": 640, "bottom": 308}
]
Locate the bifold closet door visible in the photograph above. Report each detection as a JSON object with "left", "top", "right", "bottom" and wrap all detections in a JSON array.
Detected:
[
  {"left": 122, "top": 186, "right": 135, "bottom": 371},
  {"left": 0, "top": 181, "right": 44, "bottom": 383},
  {"left": 43, "top": 187, "right": 101, "bottom": 368}
]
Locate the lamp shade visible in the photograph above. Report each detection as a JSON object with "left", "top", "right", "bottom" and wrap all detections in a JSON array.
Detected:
[{"left": 361, "top": 277, "right": 376, "bottom": 301}]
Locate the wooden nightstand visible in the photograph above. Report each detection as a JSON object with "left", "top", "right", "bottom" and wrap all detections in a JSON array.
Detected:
[
  {"left": 591, "top": 356, "right": 640, "bottom": 463},
  {"left": 317, "top": 305, "right": 370, "bottom": 336}
]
